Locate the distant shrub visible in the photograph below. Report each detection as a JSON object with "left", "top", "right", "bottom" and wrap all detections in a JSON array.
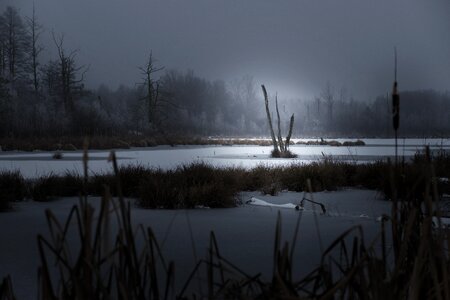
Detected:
[
  {"left": 327, "top": 140, "right": 342, "bottom": 147},
  {"left": 343, "top": 140, "right": 365, "bottom": 146},
  {"left": 52, "top": 152, "right": 63, "bottom": 159}
]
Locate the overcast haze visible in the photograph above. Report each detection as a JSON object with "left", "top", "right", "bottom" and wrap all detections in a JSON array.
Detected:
[{"left": 3, "top": 0, "right": 450, "bottom": 100}]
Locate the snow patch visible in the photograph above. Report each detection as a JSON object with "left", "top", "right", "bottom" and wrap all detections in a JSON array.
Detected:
[{"left": 246, "top": 197, "right": 301, "bottom": 210}]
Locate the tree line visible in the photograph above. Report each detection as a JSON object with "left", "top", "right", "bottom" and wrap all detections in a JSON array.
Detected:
[{"left": 0, "top": 5, "right": 449, "bottom": 139}]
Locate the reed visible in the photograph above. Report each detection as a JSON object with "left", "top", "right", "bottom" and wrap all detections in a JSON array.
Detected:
[
  {"left": 0, "top": 276, "right": 15, "bottom": 300},
  {"left": 0, "top": 170, "right": 26, "bottom": 211}
]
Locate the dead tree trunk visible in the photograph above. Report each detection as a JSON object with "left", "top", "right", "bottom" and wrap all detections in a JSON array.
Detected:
[
  {"left": 285, "top": 113, "right": 294, "bottom": 151},
  {"left": 275, "top": 94, "right": 285, "bottom": 152},
  {"left": 261, "top": 85, "right": 296, "bottom": 157},
  {"left": 26, "top": 4, "right": 43, "bottom": 95},
  {"left": 139, "top": 51, "right": 164, "bottom": 127},
  {"left": 261, "top": 84, "right": 278, "bottom": 153}
]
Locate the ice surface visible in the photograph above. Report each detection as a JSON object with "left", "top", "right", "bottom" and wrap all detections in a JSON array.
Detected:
[{"left": 0, "top": 138, "right": 447, "bottom": 178}]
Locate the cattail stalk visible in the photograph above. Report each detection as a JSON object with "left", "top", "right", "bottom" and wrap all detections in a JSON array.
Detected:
[{"left": 392, "top": 48, "right": 400, "bottom": 165}]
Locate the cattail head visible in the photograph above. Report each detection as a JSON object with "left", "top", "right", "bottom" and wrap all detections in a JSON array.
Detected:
[{"left": 392, "top": 81, "right": 400, "bottom": 131}]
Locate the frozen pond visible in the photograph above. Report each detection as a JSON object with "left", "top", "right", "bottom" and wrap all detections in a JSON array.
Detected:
[
  {"left": 0, "top": 138, "right": 448, "bottom": 178},
  {"left": 0, "top": 189, "right": 390, "bottom": 299}
]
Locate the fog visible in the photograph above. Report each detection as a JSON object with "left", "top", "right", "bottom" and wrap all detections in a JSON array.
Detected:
[{"left": 3, "top": 0, "right": 450, "bottom": 100}]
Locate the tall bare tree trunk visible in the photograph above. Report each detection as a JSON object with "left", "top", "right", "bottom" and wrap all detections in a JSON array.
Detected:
[
  {"left": 285, "top": 113, "right": 294, "bottom": 150},
  {"left": 275, "top": 94, "right": 284, "bottom": 152},
  {"left": 261, "top": 85, "right": 278, "bottom": 153}
]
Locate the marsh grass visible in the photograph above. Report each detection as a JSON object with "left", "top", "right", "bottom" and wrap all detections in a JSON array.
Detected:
[
  {"left": 31, "top": 172, "right": 83, "bottom": 202},
  {"left": 138, "top": 163, "right": 241, "bottom": 208},
  {"left": 0, "top": 276, "right": 15, "bottom": 299},
  {"left": 0, "top": 170, "right": 26, "bottom": 211},
  {"left": 2, "top": 150, "right": 449, "bottom": 207}
]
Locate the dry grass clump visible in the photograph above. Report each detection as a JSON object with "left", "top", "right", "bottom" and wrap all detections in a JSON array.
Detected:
[
  {"left": 278, "top": 161, "right": 346, "bottom": 192},
  {"left": 343, "top": 161, "right": 390, "bottom": 189},
  {"left": 239, "top": 165, "right": 281, "bottom": 195},
  {"left": 138, "top": 163, "right": 240, "bottom": 208},
  {"left": 31, "top": 172, "right": 83, "bottom": 202},
  {"left": 0, "top": 170, "right": 26, "bottom": 211},
  {"left": 137, "top": 170, "right": 182, "bottom": 208},
  {"left": 52, "top": 151, "right": 63, "bottom": 159},
  {"left": 271, "top": 148, "right": 298, "bottom": 158},
  {"left": 89, "top": 165, "right": 153, "bottom": 198}
]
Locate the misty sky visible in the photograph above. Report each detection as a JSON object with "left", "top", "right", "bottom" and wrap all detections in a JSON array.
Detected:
[{"left": 3, "top": 0, "right": 450, "bottom": 100}]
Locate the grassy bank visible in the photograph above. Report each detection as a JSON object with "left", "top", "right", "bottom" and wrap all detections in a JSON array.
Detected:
[{"left": 1, "top": 150, "right": 448, "bottom": 210}]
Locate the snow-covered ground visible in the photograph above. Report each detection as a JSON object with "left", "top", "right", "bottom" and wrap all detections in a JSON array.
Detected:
[
  {"left": 0, "top": 189, "right": 390, "bottom": 299},
  {"left": 0, "top": 138, "right": 448, "bottom": 178}
]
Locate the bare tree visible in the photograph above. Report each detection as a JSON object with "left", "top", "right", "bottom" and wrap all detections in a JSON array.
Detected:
[
  {"left": 321, "top": 81, "right": 334, "bottom": 122},
  {"left": 26, "top": 4, "right": 43, "bottom": 94},
  {"left": 315, "top": 97, "right": 321, "bottom": 116},
  {"left": 1, "top": 6, "right": 29, "bottom": 86},
  {"left": 0, "top": 14, "right": 6, "bottom": 79},
  {"left": 242, "top": 75, "right": 258, "bottom": 132},
  {"left": 138, "top": 51, "right": 164, "bottom": 127},
  {"left": 52, "top": 32, "right": 88, "bottom": 114}
]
